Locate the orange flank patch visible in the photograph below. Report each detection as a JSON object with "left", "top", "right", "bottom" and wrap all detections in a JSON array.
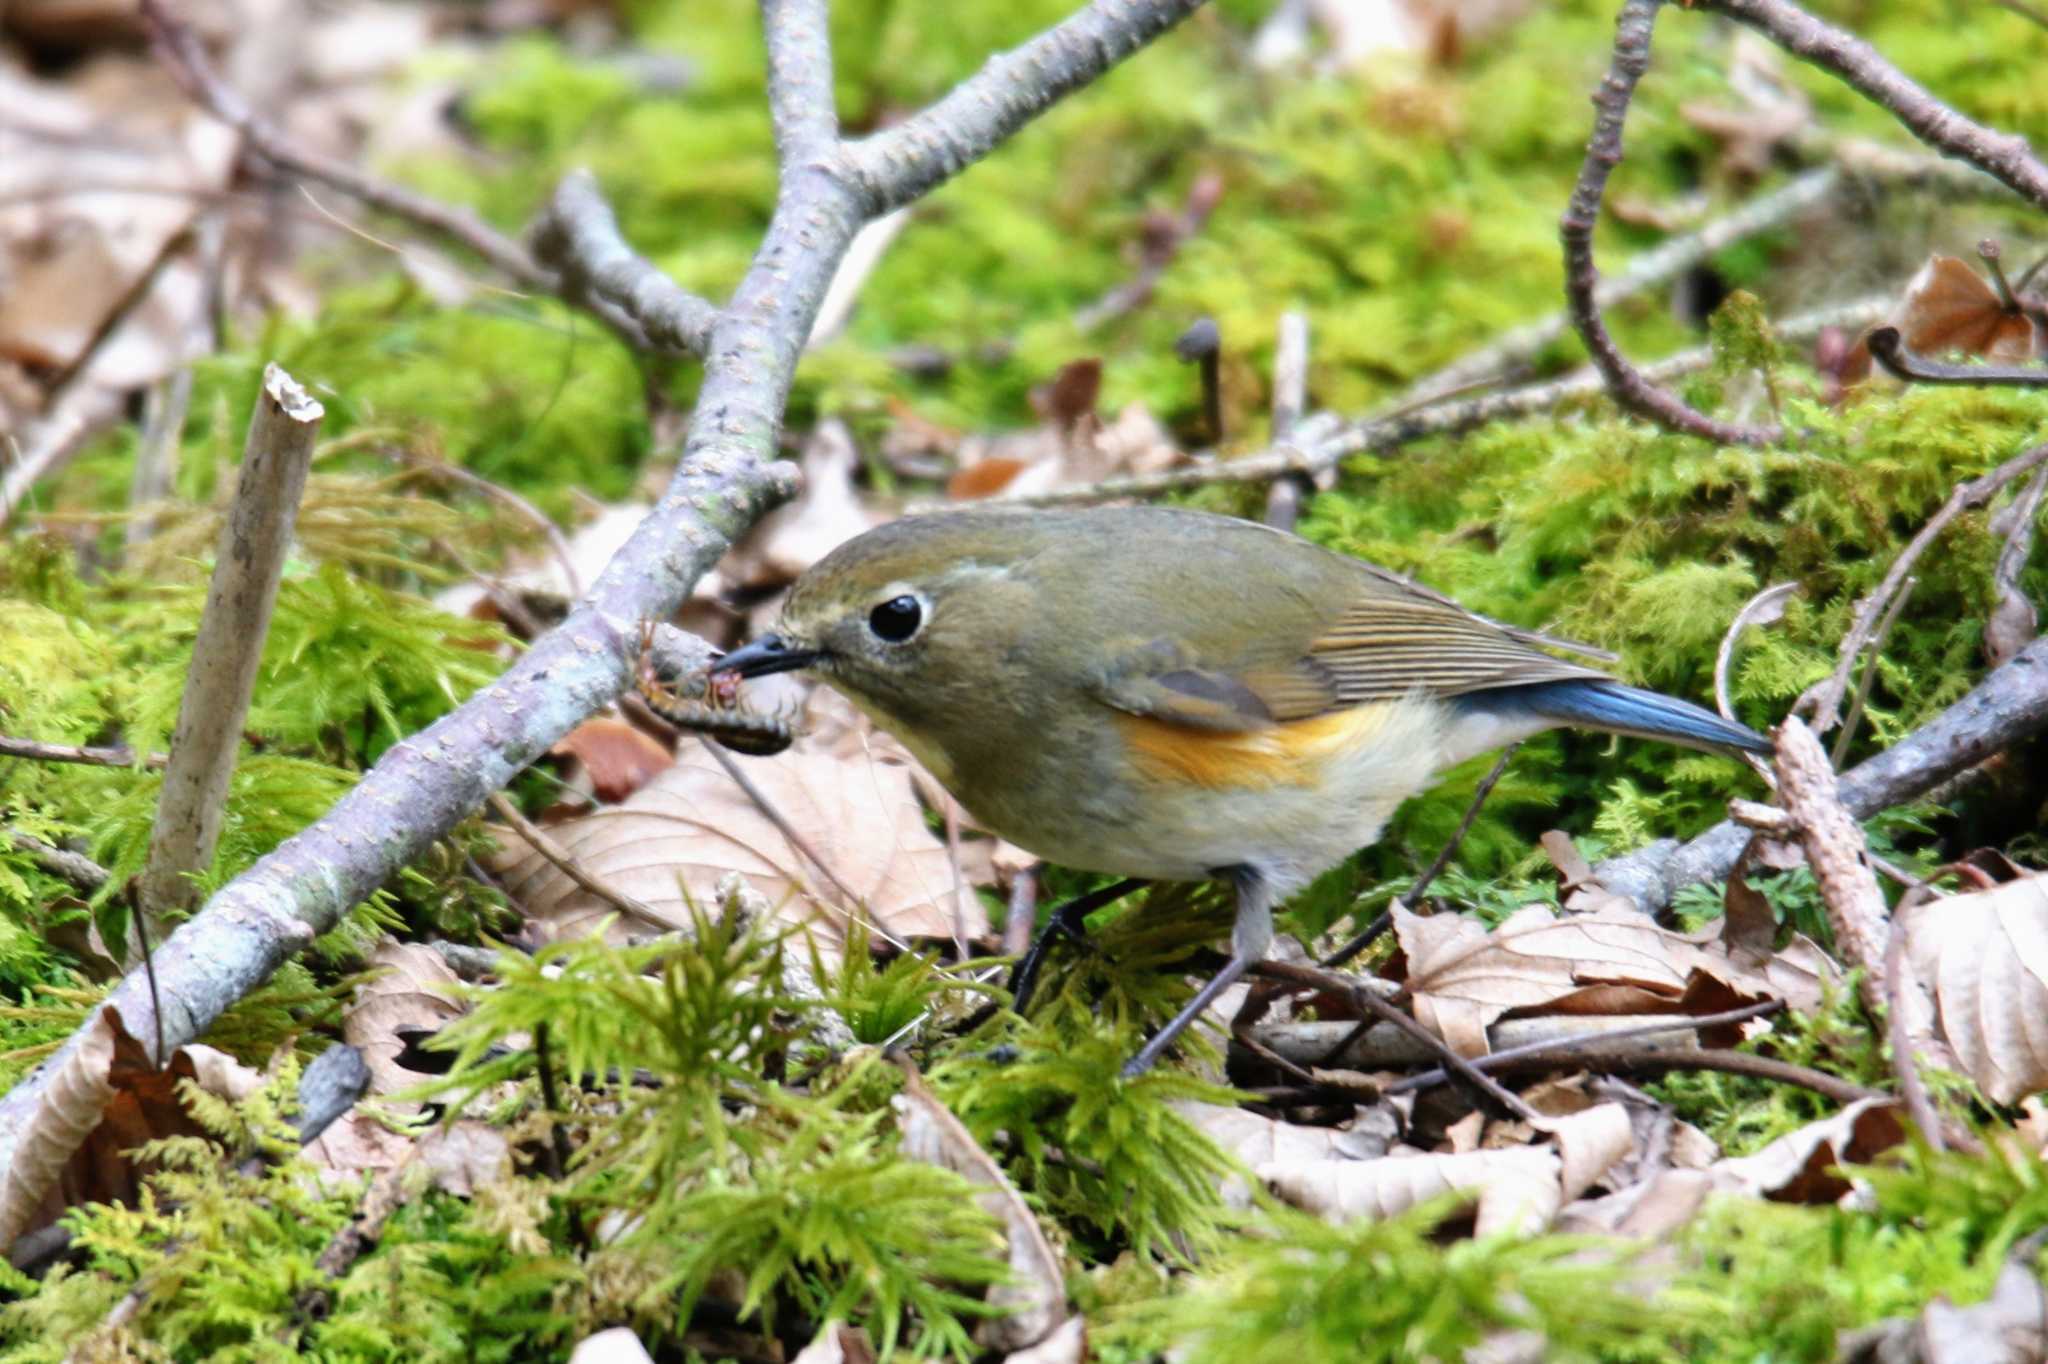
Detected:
[{"left": 1115, "top": 703, "right": 1399, "bottom": 790}]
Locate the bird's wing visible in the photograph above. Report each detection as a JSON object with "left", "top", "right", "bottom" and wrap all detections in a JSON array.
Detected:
[
  {"left": 1093, "top": 585, "right": 1611, "bottom": 730},
  {"left": 1305, "top": 592, "right": 1611, "bottom": 708}
]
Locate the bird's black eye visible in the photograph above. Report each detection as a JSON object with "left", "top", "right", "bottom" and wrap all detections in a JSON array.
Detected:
[{"left": 868, "top": 594, "right": 923, "bottom": 642}]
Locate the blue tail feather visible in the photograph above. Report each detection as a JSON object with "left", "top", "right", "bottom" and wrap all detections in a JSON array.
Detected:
[{"left": 1463, "top": 680, "right": 1771, "bottom": 755}]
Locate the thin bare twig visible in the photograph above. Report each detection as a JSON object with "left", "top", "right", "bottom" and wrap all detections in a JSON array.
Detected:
[
  {"left": 1490, "top": 1045, "right": 1884, "bottom": 1105},
  {"left": 139, "top": 0, "right": 545, "bottom": 288},
  {"left": 0, "top": 737, "right": 166, "bottom": 769},
  {"left": 1884, "top": 906, "right": 1945, "bottom": 1152},
  {"left": 1597, "top": 632, "right": 2048, "bottom": 913},
  {"left": 1563, "top": 0, "right": 1779, "bottom": 446},
  {"left": 1263, "top": 311, "right": 1314, "bottom": 530},
  {"left": 1385, "top": 999, "right": 1784, "bottom": 1095},
  {"left": 1716, "top": 581, "right": 1797, "bottom": 785},
  {"left": 1832, "top": 574, "right": 1913, "bottom": 765},
  {"left": 1252, "top": 958, "right": 1537, "bottom": 1120},
  {"left": 1076, "top": 173, "right": 1225, "bottom": 333},
  {"left": 1410, "top": 166, "right": 1839, "bottom": 404},
  {"left": 1021, "top": 296, "right": 1888, "bottom": 505},
  {"left": 1323, "top": 743, "right": 1522, "bottom": 970},
  {"left": 485, "top": 791, "right": 667, "bottom": 931},
  {"left": 528, "top": 171, "right": 715, "bottom": 357},
  {"left": 1800, "top": 440, "right": 2048, "bottom": 734},
  {"left": 1002, "top": 865, "right": 1041, "bottom": 959},
  {"left": 1694, "top": 0, "right": 2048, "bottom": 213},
  {"left": 1865, "top": 325, "right": 2048, "bottom": 387},
  {"left": 5, "top": 831, "right": 111, "bottom": 895}
]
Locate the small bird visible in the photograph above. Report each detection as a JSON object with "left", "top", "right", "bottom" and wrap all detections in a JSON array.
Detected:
[{"left": 713, "top": 506, "right": 1768, "bottom": 1076}]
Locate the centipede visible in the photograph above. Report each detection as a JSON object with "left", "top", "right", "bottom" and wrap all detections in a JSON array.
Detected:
[{"left": 635, "top": 621, "right": 798, "bottom": 757}]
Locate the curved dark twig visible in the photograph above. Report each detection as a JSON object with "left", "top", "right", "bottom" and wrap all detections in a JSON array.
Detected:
[
  {"left": 1562, "top": 0, "right": 1781, "bottom": 446},
  {"left": 1865, "top": 326, "right": 2048, "bottom": 388}
]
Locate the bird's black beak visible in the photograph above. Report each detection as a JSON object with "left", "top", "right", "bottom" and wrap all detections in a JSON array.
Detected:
[{"left": 714, "top": 633, "right": 821, "bottom": 679}]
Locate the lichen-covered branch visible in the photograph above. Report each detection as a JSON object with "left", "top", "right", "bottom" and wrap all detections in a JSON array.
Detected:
[
  {"left": 762, "top": 0, "right": 839, "bottom": 165},
  {"left": 528, "top": 171, "right": 718, "bottom": 358},
  {"left": 845, "top": 0, "right": 1208, "bottom": 211},
  {"left": 0, "top": 0, "right": 1215, "bottom": 1195}
]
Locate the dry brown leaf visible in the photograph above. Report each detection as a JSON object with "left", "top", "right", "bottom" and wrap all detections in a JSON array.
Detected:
[
  {"left": 0, "top": 1009, "right": 280, "bottom": 1254},
  {"left": 1711, "top": 1097, "right": 1904, "bottom": 1203},
  {"left": 302, "top": 1110, "right": 416, "bottom": 1180},
  {"left": 1986, "top": 470, "right": 2046, "bottom": 669},
  {"left": 416, "top": 1120, "right": 510, "bottom": 1198},
  {"left": 1443, "top": 1109, "right": 1487, "bottom": 1154},
  {"left": 1175, "top": 1099, "right": 1395, "bottom": 1208},
  {"left": 1890, "top": 256, "right": 2042, "bottom": 365},
  {"left": 1260, "top": 1102, "right": 1631, "bottom": 1235},
  {"left": 0, "top": 1007, "right": 119, "bottom": 1253},
  {"left": 490, "top": 741, "right": 992, "bottom": 953},
  {"left": 0, "top": 58, "right": 236, "bottom": 377},
  {"left": 551, "top": 718, "right": 674, "bottom": 804},
  {"left": 1907, "top": 874, "right": 2048, "bottom": 1104},
  {"left": 1397, "top": 900, "right": 1830, "bottom": 1057},
  {"left": 179, "top": 1045, "right": 264, "bottom": 1104},
  {"left": 894, "top": 1067, "right": 1067, "bottom": 1352},
  {"left": 947, "top": 378, "right": 1181, "bottom": 501},
  {"left": 343, "top": 941, "right": 465, "bottom": 1100},
  {"left": 1559, "top": 1169, "right": 1713, "bottom": 1241}
]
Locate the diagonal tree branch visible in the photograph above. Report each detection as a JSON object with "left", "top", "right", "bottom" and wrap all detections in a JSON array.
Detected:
[
  {"left": 529, "top": 171, "right": 718, "bottom": 358},
  {"left": 0, "top": 0, "right": 1215, "bottom": 1191},
  {"left": 1693, "top": 0, "right": 2048, "bottom": 212},
  {"left": 845, "top": 0, "right": 1208, "bottom": 212},
  {"left": 139, "top": 0, "right": 546, "bottom": 288}
]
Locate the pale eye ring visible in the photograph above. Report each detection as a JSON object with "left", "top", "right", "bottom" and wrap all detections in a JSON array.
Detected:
[{"left": 867, "top": 594, "right": 923, "bottom": 642}]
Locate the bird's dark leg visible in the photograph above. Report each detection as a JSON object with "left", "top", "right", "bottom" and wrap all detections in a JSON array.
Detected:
[
  {"left": 1008, "top": 876, "right": 1148, "bottom": 1016},
  {"left": 1121, "top": 866, "right": 1273, "bottom": 1078}
]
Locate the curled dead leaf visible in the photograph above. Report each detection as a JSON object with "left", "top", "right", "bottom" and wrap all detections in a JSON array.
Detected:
[
  {"left": 1906, "top": 873, "right": 2048, "bottom": 1104},
  {"left": 343, "top": 940, "right": 465, "bottom": 1100},
  {"left": 1710, "top": 1097, "right": 1904, "bottom": 1203},
  {"left": 893, "top": 1066, "right": 1068, "bottom": 1352},
  {"left": 490, "top": 740, "right": 992, "bottom": 955},
  {"left": 1259, "top": 1102, "right": 1633, "bottom": 1235},
  {"left": 1395, "top": 901, "right": 1824, "bottom": 1058}
]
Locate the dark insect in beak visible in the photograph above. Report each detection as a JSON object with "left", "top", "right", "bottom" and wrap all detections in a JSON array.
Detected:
[{"left": 714, "top": 633, "right": 821, "bottom": 679}]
